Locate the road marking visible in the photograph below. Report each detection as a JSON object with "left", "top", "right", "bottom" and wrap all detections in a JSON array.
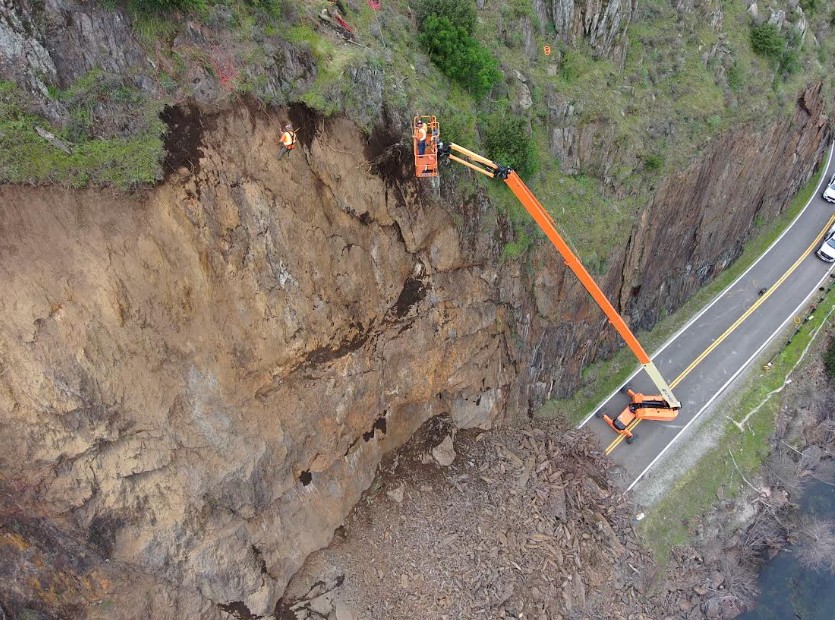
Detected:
[
  {"left": 627, "top": 264, "right": 835, "bottom": 491},
  {"left": 580, "top": 144, "right": 835, "bottom": 430},
  {"left": 604, "top": 213, "right": 835, "bottom": 456}
]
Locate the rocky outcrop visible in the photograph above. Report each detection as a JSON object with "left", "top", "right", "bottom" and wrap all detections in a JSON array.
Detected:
[
  {"left": 0, "top": 0, "right": 320, "bottom": 129},
  {"left": 533, "top": 0, "right": 638, "bottom": 65},
  {"left": 618, "top": 82, "right": 831, "bottom": 329}
]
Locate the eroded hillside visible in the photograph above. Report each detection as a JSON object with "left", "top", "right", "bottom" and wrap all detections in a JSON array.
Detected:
[
  {"left": 1, "top": 0, "right": 834, "bottom": 618},
  {"left": 1, "top": 82, "right": 831, "bottom": 616}
]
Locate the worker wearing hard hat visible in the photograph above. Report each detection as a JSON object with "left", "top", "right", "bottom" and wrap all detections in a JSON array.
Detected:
[
  {"left": 415, "top": 119, "right": 427, "bottom": 156},
  {"left": 278, "top": 123, "right": 296, "bottom": 160}
]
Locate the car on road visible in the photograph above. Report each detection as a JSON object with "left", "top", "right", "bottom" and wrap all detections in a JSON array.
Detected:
[
  {"left": 816, "top": 222, "right": 835, "bottom": 262},
  {"left": 824, "top": 173, "right": 835, "bottom": 203}
]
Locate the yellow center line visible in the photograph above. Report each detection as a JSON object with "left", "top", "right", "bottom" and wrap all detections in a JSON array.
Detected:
[{"left": 604, "top": 214, "right": 835, "bottom": 456}]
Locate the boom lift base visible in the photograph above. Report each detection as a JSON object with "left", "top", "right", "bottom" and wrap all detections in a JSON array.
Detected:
[{"left": 597, "top": 389, "right": 679, "bottom": 443}]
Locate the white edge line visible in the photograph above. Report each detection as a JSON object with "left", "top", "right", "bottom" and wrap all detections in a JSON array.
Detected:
[
  {"left": 578, "top": 143, "right": 835, "bottom": 428},
  {"left": 626, "top": 265, "right": 835, "bottom": 492}
]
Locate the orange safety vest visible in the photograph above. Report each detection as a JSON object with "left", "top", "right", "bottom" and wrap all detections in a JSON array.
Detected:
[
  {"left": 281, "top": 130, "right": 296, "bottom": 149},
  {"left": 416, "top": 125, "right": 427, "bottom": 142}
]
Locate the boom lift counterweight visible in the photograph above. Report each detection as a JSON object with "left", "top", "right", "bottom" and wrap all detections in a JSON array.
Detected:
[{"left": 416, "top": 119, "right": 681, "bottom": 443}]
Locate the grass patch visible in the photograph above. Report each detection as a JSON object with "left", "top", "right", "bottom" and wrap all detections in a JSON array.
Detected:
[
  {"left": 638, "top": 281, "right": 835, "bottom": 566},
  {"left": 0, "top": 80, "right": 165, "bottom": 189},
  {"left": 537, "top": 157, "right": 829, "bottom": 426}
]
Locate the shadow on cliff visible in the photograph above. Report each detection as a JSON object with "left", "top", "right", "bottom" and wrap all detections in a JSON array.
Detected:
[
  {"left": 161, "top": 103, "right": 212, "bottom": 178},
  {"left": 364, "top": 113, "right": 412, "bottom": 185}
]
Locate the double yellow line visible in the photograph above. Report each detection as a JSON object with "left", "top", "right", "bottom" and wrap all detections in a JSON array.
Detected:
[{"left": 604, "top": 214, "right": 835, "bottom": 456}]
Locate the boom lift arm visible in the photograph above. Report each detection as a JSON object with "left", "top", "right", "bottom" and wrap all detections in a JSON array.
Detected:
[{"left": 426, "top": 134, "right": 681, "bottom": 414}]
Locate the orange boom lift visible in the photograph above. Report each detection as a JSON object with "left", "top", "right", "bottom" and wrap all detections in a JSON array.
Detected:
[{"left": 414, "top": 117, "right": 680, "bottom": 443}]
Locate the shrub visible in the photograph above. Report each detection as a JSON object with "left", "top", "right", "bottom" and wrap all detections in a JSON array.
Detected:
[
  {"left": 482, "top": 113, "right": 538, "bottom": 178},
  {"left": 778, "top": 47, "right": 800, "bottom": 75},
  {"left": 560, "top": 49, "right": 584, "bottom": 82},
  {"left": 750, "top": 23, "right": 784, "bottom": 61},
  {"left": 824, "top": 336, "right": 835, "bottom": 380},
  {"left": 726, "top": 61, "right": 743, "bottom": 93},
  {"left": 416, "top": 0, "right": 476, "bottom": 35},
  {"left": 418, "top": 15, "right": 500, "bottom": 100},
  {"left": 799, "top": 0, "right": 819, "bottom": 14},
  {"left": 643, "top": 154, "right": 663, "bottom": 172}
]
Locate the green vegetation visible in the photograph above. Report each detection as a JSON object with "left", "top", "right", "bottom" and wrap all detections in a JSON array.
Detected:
[
  {"left": 799, "top": 0, "right": 820, "bottom": 14},
  {"left": 642, "top": 154, "right": 663, "bottom": 172},
  {"left": 127, "top": 0, "right": 206, "bottom": 11},
  {"left": 415, "top": 0, "right": 476, "bottom": 33},
  {"left": 824, "top": 336, "right": 835, "bottom": 380},
  {"left": 639, "top": 284, "right": 835, "bottom": 566},
  {"left": 0, "top": 79, "right": 165, "bottom": 189},
  {"left": 750, "top": 23, "right": 785, "bottom": 61},
  {"left": 482, "top": 113, "right": 538, "bottom": 177},
  {"left": 417, "top": 3, "right": 501, "bottom": 100}
]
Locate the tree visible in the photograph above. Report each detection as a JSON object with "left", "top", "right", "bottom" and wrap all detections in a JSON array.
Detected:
[
  {"left": 482, "top": 113, "right": 538, "bottom": 178},
  {"left": 750, "top": 23, "right": 785, "bottom": 61},
  {"left": 418, "top": 15, "right": 500, "bottom": 101},
  {"left": 416, "top": 0, "right": 476, "bottom": 36}
]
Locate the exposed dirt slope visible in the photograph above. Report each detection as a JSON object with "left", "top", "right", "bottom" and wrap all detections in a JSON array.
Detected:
[{"left": 0, "top": 103, "right": 526, "bottom": 617}]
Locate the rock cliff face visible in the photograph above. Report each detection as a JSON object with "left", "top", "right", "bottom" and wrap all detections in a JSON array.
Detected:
[
  {"left": 619, "top": 82, "right": 831, "bottom": 329},
  {"left": 0, "top": 105, "right": 519, "bottom": 617},
  {"left": 1, "top": 81, "right": 830, "bottom": 616},
  {"left": 533, "top": 0, "right": 638, "bottom": 65}
]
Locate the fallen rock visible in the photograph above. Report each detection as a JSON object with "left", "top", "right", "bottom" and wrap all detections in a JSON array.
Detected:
[
  {"left": 308, "top": 592, "right": 334, "bottom": 616},
  {"left": 334, "top": 601, "right": 358, "bottom": 620},
  {"left": 386, "top": 485, "right": 405, "bottom": 503},
  {"left": 432, "top": 435, "right": 456, "bottom": 467}
]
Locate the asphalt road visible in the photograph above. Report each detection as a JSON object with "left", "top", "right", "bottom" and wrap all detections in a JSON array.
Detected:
[{"left": 580, "top": 145, "right": 835, "bottom": 490}]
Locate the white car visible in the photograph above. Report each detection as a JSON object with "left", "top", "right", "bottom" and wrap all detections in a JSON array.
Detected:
[
  {"left": 816, "top": 222, "right": 835, "bottom": 262},
  {"left": 823, "top": 173, "right": 835, "bottom": 203}
]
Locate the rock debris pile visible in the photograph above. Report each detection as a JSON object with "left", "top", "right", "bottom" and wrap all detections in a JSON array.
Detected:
[{"left": 282, "top": 417, "right": 660, "bottom": 619}]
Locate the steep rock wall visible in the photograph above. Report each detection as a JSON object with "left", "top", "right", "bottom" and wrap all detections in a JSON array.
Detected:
[
  {"left": 619, "top": 82, "right": 831, "bottom": 329},
  {"left": 532, "top": 0, "right": 638, "bottom": 65},
  {"left": 0, "top": 105, "right": 520, "bottom": 616},
  {"left": 1, "top": 81, "right": 829, "bottom": 616}
]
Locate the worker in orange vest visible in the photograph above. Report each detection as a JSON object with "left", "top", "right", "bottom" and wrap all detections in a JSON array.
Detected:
[
  {"left": 415, "top": 119, "right": 427, "bottom": 156},
  {"left": 278, "top": 123, "right": 296, "bottom": 160}
]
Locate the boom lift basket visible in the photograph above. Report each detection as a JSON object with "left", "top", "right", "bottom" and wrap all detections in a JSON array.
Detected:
[{"left": 413, "top": 115, "right": 439, "bottom": 178}]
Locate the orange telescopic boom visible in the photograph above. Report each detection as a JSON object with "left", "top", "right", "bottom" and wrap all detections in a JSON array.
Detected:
[{"left": 415, "top": 122, "right": 680, "bottom": 414}]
